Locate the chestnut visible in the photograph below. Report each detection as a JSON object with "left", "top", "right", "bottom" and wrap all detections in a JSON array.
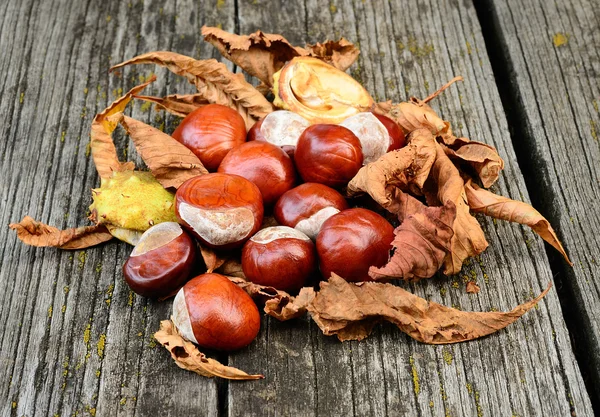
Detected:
[
  {"left": 316, "top": 208, "right": 394, "bottom": 282},
  {"left": 246, "top": 110, "right": 310, "bottom": 158},
  {"left": 372, "top": 112, "right": 406, "bottom": 150},
  {"left": 122, "top": 222, "right": 197, "bottom": 298},
  {"left": 218, "top": 141, "right": 297, "bottom": 206},
  {"left": 175, "top": 173, "right": 263, "bottom": 249},
  {"left": 172, "top": 273, "right": 260, "bottom": 351},
  {"left": 242, "top": 226, "right": 316, "bottom": 292},
  {"left": 340, "top": 112, "right": 391, "bottom": 164},
  {"left": 274, "top": 183, "right": 348, "bottom": 240},
  {"left": 294, "top": 124, "right": 363, "bottom": 188},
  {"left": 172, "top": 104, "right": 246, "bottom": 171}
]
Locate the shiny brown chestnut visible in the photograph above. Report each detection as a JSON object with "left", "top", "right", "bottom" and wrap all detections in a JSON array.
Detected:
[
  {"left": 294, "top": 124, "right": 363, "bottom": 188},
  {"left": 372, "top": 112, "right": 406, "bottom": 150},
  {"left": 122, "top": 222, "right": 197, "bottom": 298},
  {"left": 316, "top": 208, "right": 394, "bottom": 282},
  {"left": 172, "top": 273, "right": 260, "bottom": 351},
  {"left": 172, "top": 104, "right": 246, "bottom": 171},
  {"left": 340, "top": 112, "right": 391, "bottom": 164},
  {"left": 246, "top": 111, "right": 310, "bottom": 158},
  {"left": 274, "top": 183, "right": 348, "bottom": 240},
  {"left": 242, "top": 226, "right": 316, "bottom": 292},
  {"left": 218, "top": 141, "right": 297, "bottom": 206},
  {"left": 175, "top": 173, "right": 263, "bottom": 249}
]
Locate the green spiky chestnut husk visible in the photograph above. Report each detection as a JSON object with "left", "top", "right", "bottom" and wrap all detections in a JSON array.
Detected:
[{"left": 89, "top": 171, "right": 177, "bottom": 244}]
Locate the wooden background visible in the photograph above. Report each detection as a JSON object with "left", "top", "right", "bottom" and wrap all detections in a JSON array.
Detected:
[{"left": 0, "top": 0, "right": 598, "bottom": 416}]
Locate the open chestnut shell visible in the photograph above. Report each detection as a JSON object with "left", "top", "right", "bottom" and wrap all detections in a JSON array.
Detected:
[
  {"left": 172, "top": 273, "right": 261, "bottom": 351},
  {"left": 175, "top": 173, "right": 264, "bottom": 249},
  {"left": 242, "top": 226, "right": 316, "bottom": 292},
  {"left": 316, "top": 208, "right": 394, "bottom": 282},
  {"left": 122, "top": 222, "right": 197, "bottom": 298}
]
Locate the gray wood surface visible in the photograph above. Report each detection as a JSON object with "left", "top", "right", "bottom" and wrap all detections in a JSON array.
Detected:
[
  {"left": 481, "top": 0, "right": 600, "bottom": 406},
  {"left": 0, "top": 0, "right": 594, "bottom": 416}
]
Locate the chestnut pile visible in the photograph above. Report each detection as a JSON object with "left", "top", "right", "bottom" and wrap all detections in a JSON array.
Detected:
[{"left": 122, "top": 103, "right": 405, "bottom": 351}]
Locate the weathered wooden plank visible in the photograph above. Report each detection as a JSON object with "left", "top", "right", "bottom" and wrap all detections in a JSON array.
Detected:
[
  {"left": 0, "top": 0, "right": 234, "bottom": 415},
  {"left": 227, "top": 0, "right": 592, "bottom": 416},
  {"left": 479, "top": 0, "right": 600, "bottom": 407}
]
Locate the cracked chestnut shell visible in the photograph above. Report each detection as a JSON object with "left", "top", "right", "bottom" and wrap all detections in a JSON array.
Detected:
[
  {"left": 316, "top": 208, "right": 394, "bottom": 282},
  {"left": 123, "top": 222, "right": 197, "bottom": 298},
  {"left": 294, "top": 124, "right": 363, "bottom": 188},
  {"left": 172, "top": 273, "right": 260, "bottom": 351},
  {"left": 218, "top": 141, "right": 297, "bottom": 206},
  {"left": 242, "top": 226, "right": 316, "bottom": 292},
  {"left": 175, "top": 173, "right": 263, "bottom": 249},
  {"left": 172, "top": 104, "right": 247, "bottom": 171},
  {"left": 274, "top": 183, "right": 348, "bottom": 240}
]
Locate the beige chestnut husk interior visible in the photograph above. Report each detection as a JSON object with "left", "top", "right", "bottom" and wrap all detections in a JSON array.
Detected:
[{"left": 9, "top": 27, "right": 571, "bottom": 380}]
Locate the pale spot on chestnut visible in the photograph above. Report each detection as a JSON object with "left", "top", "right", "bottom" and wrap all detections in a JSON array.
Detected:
[
  {"left": 131, "top": 222, "right": 183, "bottom": 257},
  {"left": 294, "top": 206, "right": 340, "bottom": 240},
  {"left": 260, "top": 111, "right": 310, "bottom": 148},
  {"left": 250, "top": 226, "right": 311, "bottom": 244},
  {"left": 172, "top": 288, "right": 198, "bottom": 344},
  {"left": 340, "top": 112, "right": 389, "bottom": 164},
  {"left": 178, "top": 202, "right": 254, "bottom": 247}
]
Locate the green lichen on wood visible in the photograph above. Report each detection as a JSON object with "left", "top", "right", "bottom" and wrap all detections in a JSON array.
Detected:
[
  {"left": 78, "top": 251, "right": 87, "bottom": 270},
  {"left": 409, "top": 356, "right": 420, "bottom": 395},
  {"left": 552, "top": 32, "right": 569, "bottom": 47},
  {"left": 442, "top": 347, "right": 453, "bottom": 365},
  {"left": 591, "top": 120, "right": 597, "bottom": 141},
  {"left": 140, "top": 101, "right": 152, "bottom": 113},
  {"left": 97, "top": 334, "right": 106, "bottom": 358}
]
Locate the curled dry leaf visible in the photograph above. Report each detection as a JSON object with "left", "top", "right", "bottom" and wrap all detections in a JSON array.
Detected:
[
  {"left": 154, "top": 320, "right": 263, "bottom": 380},
  {"left": 427, "top": 144, "right": 488, "bottom": 275},
  {"left": 119, "top": 114, "right": 208, "bottom": 189},
  {"left": 304, "top": 38, "right": 360, "bottom": 72},
  {"left": 444, "top": 141, "right": 505, "bottom": 188},
  {"left": 466, "top": 281, "right": 481, "bottom": 294},
  {"left": 9, "top": 216, "right": 113, "bottom": 249},
  {"left": 374, "top": 77, "right": 463, "bottom": 143},
  {"left": 202, "top": 26, "right": 305, "bottom": 88},
  {"left": 227, "top": 277, "right": 314, "bottom": 321},
  {"left": 134, "top": 93, "right": 209, "bottom": 117},
  {"left": 199, "top": 245, "right": 226, "bottom": 273},
  {"left": 216, "top": 257, "right": 245, "bottom": 278},
  {"left": 111, "top": 51, "right": 274, "bottom": 128},
  {"left": 369, "top": 200, "right": 456, "bottom": 281},
  {"left": 201, "top": 26, "right": 360, "bottom": 89},
  {"left": 90, "top": 77, "right": 155, "bottom": 179},
  {"left": 347, "top": 128, "right": 437, "bottom": 212},
  {"left": 464, "top": 181, "right": 572, "bottom": 265},
  {"left": 308, "top": 274, "right": 551, "bottom": 343}
]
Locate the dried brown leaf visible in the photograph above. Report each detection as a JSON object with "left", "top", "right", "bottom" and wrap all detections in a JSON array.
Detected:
[
  {"left": 134, "top": 93, "right": 209, "bottom": 117},
  {"left": 89, "top": 78, "right": 155, "bottom": 178},
  {"left": 304, "top": 38, "right": 360, "bottom": 71},
  {"left": 428, "top": 144, "right": 488, "bottom": 274},
  {"left": 227, "top": 277, "right": 314, "bottom": 321},
  {"left": 369, "top": 201, "right": 456, "bottom": 281},
  {"left": 111, "top": 52, "right": 274, "bottom": 128},
  {"left": 347, "top": 129, "right": 437, "bottom": 212},
  {"left": 464, "top": 181, "right": 572, "bottom": 265},
  {"left": 118, "top": 115, "right": 207, "bottom": 189},
  {"left": 202, "top": 26, "right": 305, "bottom": 87},
  {"left": 201, "top": 26, "right": 359, "bottom": 89},
  {"left": 374, "top": 77, "right": 462, "bottom": 142},
  {"left": 308, "top": 274, "right": 551, "bottom": 343},
  {"left": 444, "top": 141, "right": 505, "bottom": 188},
  {"left": 466, "top": 281, "right": 481, "bottom": 294},
  {"left": 199, "top": 245, "right": 226, "bottom": 273},
  {"left": 154, "top": 320, "right": 263, "bottom": 380},
  {"left": 216, "top": 258, "right": 245, "bottom": 278},
  {"left": 9, "top": 216, "right": 113, "bottom": 249}
]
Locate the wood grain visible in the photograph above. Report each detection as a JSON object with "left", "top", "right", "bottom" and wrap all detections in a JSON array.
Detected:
[
  {"left": 228, "top": 0, "right": 592, "bottom": 416},
  {"left": 0, "top": 0, "right": 594, "bottom": 416},
  {"left": 480, "top": 0, "right": 600, "bottom": 407}
]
